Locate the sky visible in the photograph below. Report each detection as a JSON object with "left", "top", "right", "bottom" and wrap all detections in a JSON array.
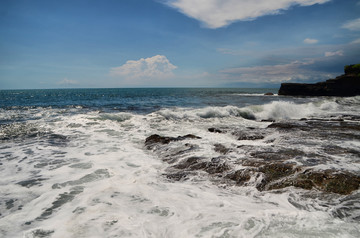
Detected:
[{"left": 0, "top": 0, "right": 360, "bottom": 89}]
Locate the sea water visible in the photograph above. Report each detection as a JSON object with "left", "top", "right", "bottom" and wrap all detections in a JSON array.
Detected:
[{"left": 0, "top": 88, "right": 359, "bottom": 237}]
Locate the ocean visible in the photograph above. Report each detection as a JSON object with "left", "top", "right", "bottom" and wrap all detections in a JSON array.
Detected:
[{"left": 0, "top": 88, "right": 359, "bottom": 237}]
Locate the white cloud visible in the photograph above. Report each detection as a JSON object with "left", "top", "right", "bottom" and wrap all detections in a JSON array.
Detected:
[
  {"left": 164, "top": 0, "right": 330, "bottom": 28},
  {"left": 220, "top": 60, "right": 334, "bottom": 84},
  {"left": 304, "top": 38, "right": 319, "bottom": 44},
  {"left": 342, "top": 18, "right": 360, "bottom": 31},
  {"left": 110, "top": 55, "right": 177, "bottom": 81},
  {"left": 351, "top": 38, "right": 360, "bottom": 44},
  {"left": 57, "top": 78, "right": 78, "bottom": 86},
  {"left": 324, "top": 50, "right": 344, "bottom": 57}
]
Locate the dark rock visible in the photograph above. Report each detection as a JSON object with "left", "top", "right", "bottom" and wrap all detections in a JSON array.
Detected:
[
  {"left": 294, "top": 170, "right": 360, "bottom": 195},
  {"left": 256, "top": 163, "right": 298, "bottom": 191},
  {"left": 145, "top": 134, "right": 201, "bottom": 149},
  {"left": 173, "top": 156, "right": 230, "bottom": 175},
  {"left": 226, "top": 170, "right": 252, "bottom": 185},
  {"left": 173, "top": 156, "right": 206, "bottom": 170},
  {"left": 165, "top": 172, "right": 189, "bottom": 181},
  {"left": 267, "top": 121, "right": 308, "bottom": 130},
  {"left": 208, "top": 128, "right": 225, "bottom": 133},
  {"left": 237, "top": 134, "right": 264, "bottom": 140},
  {"left": 261, "top": 119, "right": 275, "bottom": 122},
  {"left": 232, "top": 131, "right": 264, "bottom": 140},
  {"left": 214, "top": 143, "right": 231, "bottom": 154},
  {"left": 251, "top": 148, "right": 306, "bottom": 161},
  {"left": 264, "top": 92, "right": 274, "bottom": 96},
  {"left": 278, "top": 64, "right": 360, "bottom": 96}
]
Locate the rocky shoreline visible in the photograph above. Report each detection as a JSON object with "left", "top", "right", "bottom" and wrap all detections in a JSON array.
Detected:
[
  {"left": 279, "top": 64, "right": 360, "bottom": 96},
  {"left": 145, "top": 117, "right": 360, "bottom": 196}
]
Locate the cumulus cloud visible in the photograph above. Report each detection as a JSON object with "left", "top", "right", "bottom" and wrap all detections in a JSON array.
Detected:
[
  {"left": 342, "top": 18, "right": 360, "bottom": 31},
  {"left": 220, "top": 60, "right": 334, "bottom": 84},
  {"left": 304, "top": 38, "right": 318, "bottom": 44},
  {"left": 324, "top": 50, "right": 344, "bottom": 57},
  {"left": 163, "top": 0, "right": 330, "bottom": 28},
  {"left": 57, "top": 78, "right": 78, "bottom": 86},
  {"left": 110, "top": 55, "right": 177, "bottom": 81}
]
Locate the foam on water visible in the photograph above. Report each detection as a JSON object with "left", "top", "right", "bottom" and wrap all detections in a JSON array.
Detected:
[{"left": 1, "top": 94, "right": 359, "bottom": 237}]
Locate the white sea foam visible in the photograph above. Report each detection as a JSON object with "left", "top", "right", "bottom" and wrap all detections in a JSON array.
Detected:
[
  {"left": 1, "top": 101, "right": 359, "bottom": 237},
  {"left": 155, "top": 98, "right": 347, "bottom": 122}
]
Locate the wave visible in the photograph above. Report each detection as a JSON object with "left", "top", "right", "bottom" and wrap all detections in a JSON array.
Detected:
[
  {"left": 94, "top": 113, "right": 133, "bottom": 122},
  {"left": 155, "top": 99, "right": 346, "bottom": 121},
  {"left": 156, "top": 106, "right": 256, "bottom": 120}
]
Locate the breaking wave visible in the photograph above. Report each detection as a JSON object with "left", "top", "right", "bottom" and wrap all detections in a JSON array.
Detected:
[{"left": 155, "top": 99, "right": 345, "bottom": 121}]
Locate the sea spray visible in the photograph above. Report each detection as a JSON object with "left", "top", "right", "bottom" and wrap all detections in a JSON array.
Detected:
[{"left": 1, "top": 88, "right": 359, "bottom": 237}]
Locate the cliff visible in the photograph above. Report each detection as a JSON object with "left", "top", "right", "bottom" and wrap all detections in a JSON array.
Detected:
[{"left": 278, "top": 64, "right": 360, "bottom": 96}]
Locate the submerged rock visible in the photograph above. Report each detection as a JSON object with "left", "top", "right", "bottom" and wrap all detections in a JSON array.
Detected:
[
  {"left": 145, "top": 134, "right": 201, "bottom": 149},
  {"left": 145, "top": 125, "right": 360, "bottom": 195},
  {"left": 264, "top": 92, "right": 274, "bottom": 96},
  {"left": 214, "top": 143, "right": 231, "bottom": 154},
  {"left": 208, "top": 128, "right": 225, "bottom": 133}
]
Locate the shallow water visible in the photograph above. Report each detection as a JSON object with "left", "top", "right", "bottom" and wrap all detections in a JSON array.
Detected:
[{"left": 0, "top": 88, "right": 359, "bottom": 237}]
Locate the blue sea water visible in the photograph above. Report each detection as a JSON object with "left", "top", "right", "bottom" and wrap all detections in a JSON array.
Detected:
[
  {"left": 0, "top": 88, "right": 279, "bottom": 111},
  {"left": 0, "top": 88, "right": 359, "bottom": 237}
]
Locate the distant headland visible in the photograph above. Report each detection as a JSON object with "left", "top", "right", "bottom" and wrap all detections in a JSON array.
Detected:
[{"left": 278, "top": 64, "right": 360, "bottom": 96}]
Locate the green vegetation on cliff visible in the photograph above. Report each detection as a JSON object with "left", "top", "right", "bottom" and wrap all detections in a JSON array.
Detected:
[{"left": 344, "top": 64, "right": 360, "bottom": 76}]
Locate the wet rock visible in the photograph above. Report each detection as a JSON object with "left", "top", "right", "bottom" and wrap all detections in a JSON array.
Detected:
[
  {"left": 226, "top": 170, "right": 252, "bottom": 185},
  {"left": 208, "top": 128, "right": 225, "bottom": 133},
  {"left": 165, "top": 172, "right": 189, "bottom": 181},
  {"left": 251, "top": 148, "right": 307, "bottom": 162},
  {"left": 294, "top": 170, "right": 360, "bottom": 195},
  {"left": 162, "top": 144, "right": 200, "bottom": 164},
  {"left": 214, "top": 143, "right": 231, "bottom": 154},
  {"left": 173, "top": 156, "right": 230, "bottom": 175},
  {"left": 256, "top": 163, "right": 299, "bottom": 191},
  {"left": 267, "top": 121, "right": 307, "bottom": 130},
  {"left": 261, "top": 119, "right": 275, "bottom": 122},
  {"left": 232, "top": 131, "right": 264, "bottom": 140},
  {"left": 264, "top": 92, "right": 274, "bottom": 96},
  {"left": 173, "top": 156, "right": 206, "bottom": 170},
  {"left": 145, "top": 134, "right": 201, "bottom": 149},
  {"left": 238, "top": 134, "right": 264, "bottom": 140}
]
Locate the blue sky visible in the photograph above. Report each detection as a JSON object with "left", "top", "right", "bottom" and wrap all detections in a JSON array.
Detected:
[{"left": 1, "top": 0, "right": 360, "bottom": 89}]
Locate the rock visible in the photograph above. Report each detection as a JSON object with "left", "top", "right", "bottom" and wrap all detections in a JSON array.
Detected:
[
  {"left": 261, "top": 119, "right": 275, "bottom": 122},
  {"left": 208, "top": 128, "right": 225, "bottom": 133},
  {"left": 165, "top": 171, "right": 189, "bottom": 181},
  {"left": 256, "top": 163, "right": 298, "bottom": 191},
  {"left": 173, "top": 156, "right": 230, "bottom": 175},
  {"left": 226, "top": 169, "right": 252, "bottom": 185},
  {"left": 278, "top": 64, "right": 360, "bottom": 96},
  {"left": 294, "top": 170, "right": 360, "bottom": 195},
  {"left": 173, "top": 156, "right": 206, "bottom": 170},
  {"left": 264, "top": 92, "right": 274, "bottom": 96},
  {"left": 214, "top": 143, "right": 231, "bottom": 154},
  {"left": 237, "top": 134, "right": 264, "bottom": 140},
  {"left": 232, "top": 131, "right": 264, "bottom": 140},
  {"left": 145, "top": 134, "right": 201, "bottom": 149}
]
